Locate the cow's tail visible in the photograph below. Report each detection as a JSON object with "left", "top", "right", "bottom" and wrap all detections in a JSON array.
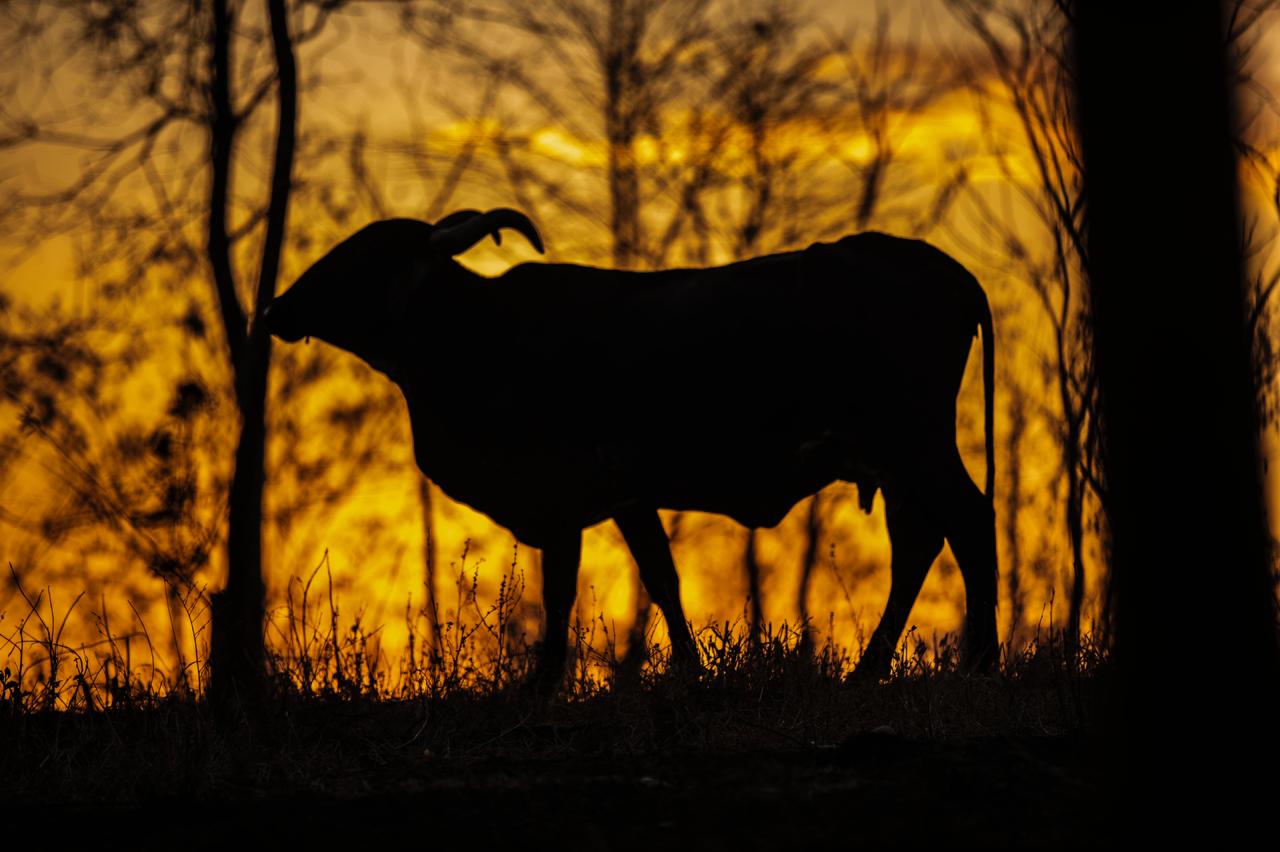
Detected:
[{"left": 977, "top": 289, "right": 996, "bottom": 504}]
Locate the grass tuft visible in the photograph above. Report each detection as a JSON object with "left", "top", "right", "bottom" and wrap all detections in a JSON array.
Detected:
[{"left": 1, "top": 554, "right": 1107, "bottom": 809}]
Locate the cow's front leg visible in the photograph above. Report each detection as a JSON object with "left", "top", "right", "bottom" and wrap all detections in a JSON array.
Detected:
[
  {"left": 615, "top": 507, "right": 701, "bottom": 672},
  {"left": 533, "top": 528, "right": 583, "bottom": 693}
]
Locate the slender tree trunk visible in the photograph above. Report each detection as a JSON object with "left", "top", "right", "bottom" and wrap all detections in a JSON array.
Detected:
[
  {"left": 1062, "top": 406, "right": 1086, "bottom": 650},
  {"left": 418, "top": 478, "right": 442, "bottom": 651},
  {"left": 205, "top": 0, "right": 256, "bottom": 710},
  {"left": 744, "top": 528, "right": 765, "bottom": 643},
  {"left": 603, "top": 1, "right": 643, "bottom": 270},
  {"left": 1074, "top": 4, "right": 1278, "bottom": 840},
  {"left": 1003, "top": 389, "right": 1026, "bottom": 648},
  {"left": 798, "top": 493, "right": 823, "bottom": 649},
  {"left": 208, "top": 0, "right": 297, "bottom": 710},
  {"left": 205, "top": 0, "right": 246, "bottom": 368},
  {"left": 214, "top": 361, "right": 270, "bottom": 709},
  {"left": 606, "top": 110, "right": 639, "bottom": 268},
  {"left": 855, "top": 139, "right": 888, "bottom": 230},
  {"left": 621, "top": 584, "right": 652, "bottom": 671}
]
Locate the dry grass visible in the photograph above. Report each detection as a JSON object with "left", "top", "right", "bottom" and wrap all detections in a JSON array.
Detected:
[{"left": 1, "top": 553, "right": 1108, "bottom": 840}]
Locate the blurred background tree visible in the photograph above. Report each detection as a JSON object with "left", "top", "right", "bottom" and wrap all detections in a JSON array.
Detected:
[
  {"left": 2, "top": 0, "right": 1278, "bottom": 694},
  {"left": 0, "top": 0, "right": 415, "bottom": 705},
  {"left": 947, "top": 0, "right": 1099, "bottom": 649}
]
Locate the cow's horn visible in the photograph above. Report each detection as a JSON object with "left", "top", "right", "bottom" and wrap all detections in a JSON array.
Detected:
[
  {"left": 432, "top": 209, "right": 484, "bottom": 230},
  {"left": 429, "top": 208, "right": 544, "bottom": 256}
]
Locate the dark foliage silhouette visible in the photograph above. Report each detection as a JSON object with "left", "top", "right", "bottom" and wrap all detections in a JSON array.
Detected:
[{"left": 266, "top": 207, "right": 999, "bottom": 687}]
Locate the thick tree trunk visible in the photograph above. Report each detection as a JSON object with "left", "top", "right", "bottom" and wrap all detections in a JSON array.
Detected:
[{"left": 1074, "top": 3, "right": 1278, "bottom": 840}]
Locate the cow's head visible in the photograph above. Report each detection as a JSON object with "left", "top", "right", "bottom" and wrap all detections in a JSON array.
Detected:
[{"left": 264, "top": 208, "right": 543, "bottom": 364}]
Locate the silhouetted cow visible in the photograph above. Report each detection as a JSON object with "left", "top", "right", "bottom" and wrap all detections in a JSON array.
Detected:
[{"left": 265, "top": 208, "right": 998, "bottom": 686}]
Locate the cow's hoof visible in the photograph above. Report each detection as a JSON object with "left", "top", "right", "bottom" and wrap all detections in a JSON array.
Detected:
[
  {"left": 846, "top": 669, "right": 887, "bottom": 688},
  {"left": 847, "top": 657, "right": 891, "bottom": 686},
  {"left": 668, "top": 654, "right": 705, "bottom": 682}
]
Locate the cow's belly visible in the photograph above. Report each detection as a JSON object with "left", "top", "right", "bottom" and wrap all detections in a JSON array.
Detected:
[
  {"left": 413, "top": 416, "right": 883, "bottom": 544},
  {"left": 414, "top": 433, "right": 642, "bottom": 546},
  {"left": 627, "top": 430, "right": 882, "bottom": 527},
  {"left": 655, "top": 479, "right": 829, "bottom": 528}
]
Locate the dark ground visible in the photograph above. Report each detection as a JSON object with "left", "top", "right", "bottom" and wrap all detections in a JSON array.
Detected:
[
  {"left": 6, "top": 667, "right": 1110, "bottom": 849},
  {"left": 62, "top": 737, "right": 1102, "bottom": 849}
]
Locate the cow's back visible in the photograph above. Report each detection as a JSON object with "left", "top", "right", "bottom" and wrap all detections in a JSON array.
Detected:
[{"left": 499, "top": 233, "right": 979, "bottom": 427}]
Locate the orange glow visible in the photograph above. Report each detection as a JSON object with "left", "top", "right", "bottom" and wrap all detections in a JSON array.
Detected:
[{"left": 6, "top": 3, "right": 1235, "bottom": 694}]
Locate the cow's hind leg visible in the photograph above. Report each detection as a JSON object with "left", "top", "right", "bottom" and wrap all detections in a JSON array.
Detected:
[
  {"left": 615, "top": 507, "right": 700, "bottom": 671},
  {"left": 533, "top": 528, "right": 583, "bottom": 693},
  {"left": 853, "top": 493, "right": 945, "bottom": 683},
  {"left": 937, "top": 451, "right": 999, "bottom": 673}
]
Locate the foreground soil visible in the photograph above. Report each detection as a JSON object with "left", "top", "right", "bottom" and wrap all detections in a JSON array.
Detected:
[{"left": 9, "top": 697, "right": 1107, "bottom": 848}]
